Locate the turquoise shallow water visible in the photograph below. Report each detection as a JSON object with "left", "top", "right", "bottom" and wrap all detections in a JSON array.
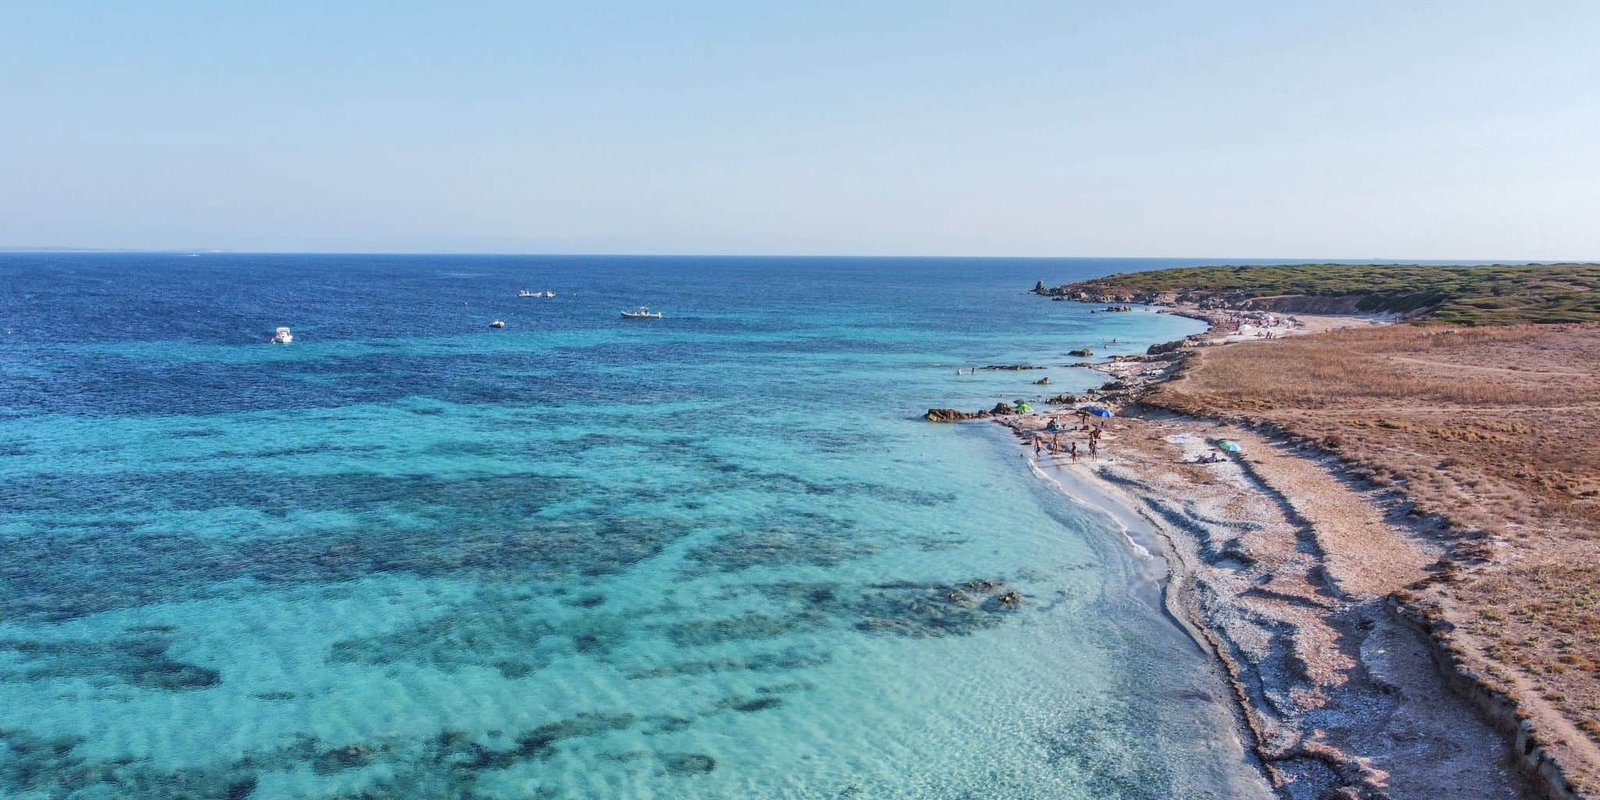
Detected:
[{"left": 0, "top": 255, "right": 1267, "bottom": 798}]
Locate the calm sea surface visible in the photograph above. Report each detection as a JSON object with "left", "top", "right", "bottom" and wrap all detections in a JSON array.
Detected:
[{"left": 0, "top": 254, "right": 1270, "bottom": 799}]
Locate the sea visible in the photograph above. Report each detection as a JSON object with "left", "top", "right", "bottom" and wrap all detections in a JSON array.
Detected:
[{"left": 0, "top": 254, "right": 1273, "bottom": 799}]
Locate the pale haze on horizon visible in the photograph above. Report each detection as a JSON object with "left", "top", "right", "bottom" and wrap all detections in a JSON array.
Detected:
[{"left": 3, "top": 1, "right": 1598, "bottom": 259}]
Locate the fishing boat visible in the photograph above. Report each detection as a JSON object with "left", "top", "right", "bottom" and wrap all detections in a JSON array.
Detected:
[
  {"left": 620, "top": 306, "right": 663, "bottom": 319},
  {"left": 270, "top": 327, "right": 293, "bottom": 345}
]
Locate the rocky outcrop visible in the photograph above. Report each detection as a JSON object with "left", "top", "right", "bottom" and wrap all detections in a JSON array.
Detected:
[
  {"left": 1037, "top": 285, "right": 1180, "bottom": 305},
  {"left": 924, "top": 408, "right": 989, "bottom": 423},
  {"left": 925, "top": 398, "right": 1043, "bottom": 422},
  {"left": 1147, "top": 338, "right": 1193, "bottom": 355},
  {"left": 1067, "top": 348, "right": 1094, "bottom": 357}
]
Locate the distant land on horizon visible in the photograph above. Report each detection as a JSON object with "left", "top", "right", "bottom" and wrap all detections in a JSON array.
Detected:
[{"left": 1042, "top": 262, "right": 1600, "bottom": 325}]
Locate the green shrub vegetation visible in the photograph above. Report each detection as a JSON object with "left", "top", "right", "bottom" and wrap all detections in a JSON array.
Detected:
[{"left": 1049, "top": 264, "right": 1600, "bottom": 325}]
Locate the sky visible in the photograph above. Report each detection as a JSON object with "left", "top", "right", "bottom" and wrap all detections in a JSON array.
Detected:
[{"left": 2, "top": 1, "right": 1598, "bottom": 257}]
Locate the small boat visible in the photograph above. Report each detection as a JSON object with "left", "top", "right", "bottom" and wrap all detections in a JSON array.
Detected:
[
  {"left": 620, "top": 306, "right": 663, "bottom": 320},
  {"left": 519, "top": 289, "right": 557, "bottom": 298},
  {"left": 270, "top": 327, "right": 293, "bottom": 345},
  {"left": 544, "top": 290, "right": 556, "bottom": 298},
  {"left": 490, "top": 320, "right": 506, "bottom": 329}
]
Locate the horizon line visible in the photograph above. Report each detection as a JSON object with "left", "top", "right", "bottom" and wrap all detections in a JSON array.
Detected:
[{"left": 2, "top": 247, "right": 1596, "bottom": 264}]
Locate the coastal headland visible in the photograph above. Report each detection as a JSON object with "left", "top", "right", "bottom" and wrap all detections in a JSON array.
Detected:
[{"left": 937, "top": 264, "right": 1600, "bottom": 799}]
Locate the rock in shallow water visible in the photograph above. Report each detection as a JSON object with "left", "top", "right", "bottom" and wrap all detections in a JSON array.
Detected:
[
  {"left": 660, "top": 752, "right": 717, "bottom": 775},
  {"left": 721, "top": 696, "right": 784, "bottom": 713},
  {"left": 129, "top": 661, "right": 221, "bottom": 691},
  {"left": 923, "top": 408, "right": 988, "bottom": 422},
  {"left": 312, "top": 744, "right": 376, "bottom": 775}
]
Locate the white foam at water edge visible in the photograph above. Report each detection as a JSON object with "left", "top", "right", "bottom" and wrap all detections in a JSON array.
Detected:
[{"left": 1026, "top": 455, "right": 1153, "bottom": 561}]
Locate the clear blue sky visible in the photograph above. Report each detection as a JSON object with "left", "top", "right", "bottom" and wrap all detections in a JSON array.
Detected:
[{"left": 3, "top": 1, "right": 1597, "bottom": 257}]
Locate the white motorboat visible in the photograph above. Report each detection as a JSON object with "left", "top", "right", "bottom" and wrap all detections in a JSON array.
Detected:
[
  {"left": 490, "top": 320, "right": 506, "bottom": 329},
  {"left": 271, "top": 327, "right": 293, "bottom": 344},
  {"left": 519, "top": 289, "right": 557, "bottom": 298},
  {"left": 620, "top": 306, "right": 663, "bottom": 319}
]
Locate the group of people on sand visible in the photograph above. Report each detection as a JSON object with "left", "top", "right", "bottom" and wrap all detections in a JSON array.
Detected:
[
  {"left": 1032, "top": 417, "right": 1103, "bottom": 464},
  {"left": 1217, "top": 311, "right": 1302, "bottom": 339}
]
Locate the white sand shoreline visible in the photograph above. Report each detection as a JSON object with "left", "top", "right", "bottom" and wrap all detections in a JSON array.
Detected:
[
  {"left": 1009, "top": 413, "right": 1526, "bottom": 799},
  {"left": 954, "top": 309, "right": 1533, "bottom": 799},
  {"left": 975, "top": 422, "right": 1279, "bottom": 798}
]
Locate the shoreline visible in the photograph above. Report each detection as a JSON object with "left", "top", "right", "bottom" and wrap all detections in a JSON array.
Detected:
[
  {"left": 961, "top": 306, "right": 1533, "bottom": 798},
  {"left": 996, "top": 423, "right": 1278, "bottom": 799},
  {"left": 1020, "top": 442, "right": 1237, "bottom": 685}
]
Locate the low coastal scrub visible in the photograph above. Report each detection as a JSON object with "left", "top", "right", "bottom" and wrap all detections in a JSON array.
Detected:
[
  {"left": 1042, "top": 263, "right": 1600, "bottom": 325},
  {"left": 1146, "top": 322, "right": 1600, "bottom": 790}
]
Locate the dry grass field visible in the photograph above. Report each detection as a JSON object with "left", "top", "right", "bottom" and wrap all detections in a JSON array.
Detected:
[{"left": 1146, "top": 323, "right": 1600, "bottom": 787}]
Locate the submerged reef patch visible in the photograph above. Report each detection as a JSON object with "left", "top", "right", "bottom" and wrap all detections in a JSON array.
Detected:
[
  {"left": 328, "top": 609, "right": 556, "bottom": 680},
  {"left": 0, "top": 506, "right": 693, "bottom": 623},
  {"left": 680, "top": 513, "right": 882, "bottom": 575},
  {"left": 720, "top": 695, "right": 783, "bottom": 713},
  {"left": 754, "top": 579, "right": 1027, "bottom": 639},
  {"left": 628, "top": 647, "right": 832, "bottom": 679},
  {"left": 664, "top": 611, "right": 831, "bottom": 647},
  {"left": 0, "top": 711, "right": 712, "bottom": 800},
  {"left": 0, "top": 469, "right": 578, "bottom": 519},
  {"left": 659, "top": 752, "right": 717, "bottom": 775},
  {"left": 326, "top": 593, "right": 648, "bottom": 677},
  {"left": 0, "top": 728, "right": 307, "bottom": 800},
  {"left": 0, "top": 631, "right": 220, "bottom": 691}
]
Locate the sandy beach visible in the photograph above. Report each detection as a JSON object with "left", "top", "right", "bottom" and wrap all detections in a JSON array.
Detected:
[{"left": 990, "top": 312, "right": 1542, "bottom": 799}]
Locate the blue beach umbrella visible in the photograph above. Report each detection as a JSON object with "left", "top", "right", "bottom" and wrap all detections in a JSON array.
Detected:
[{"left": 1085, "top": 407, "right": 1114, "bottom": 418}]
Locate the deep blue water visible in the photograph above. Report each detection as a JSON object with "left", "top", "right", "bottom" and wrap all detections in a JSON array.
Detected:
[{"left": 0, "top": 254, "right": 1268, "bottom": 799}]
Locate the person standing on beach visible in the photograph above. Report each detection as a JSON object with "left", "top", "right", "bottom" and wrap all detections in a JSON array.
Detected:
[
  {"left": 1069, "top": 441, "right": 1078, "bottom": 463},
  {"left": 1088, "top": 438, "right": 1098, "bottom": 460},
  {"left": 1034, "top": 438, "right": 1042, "bottom": 457}
]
